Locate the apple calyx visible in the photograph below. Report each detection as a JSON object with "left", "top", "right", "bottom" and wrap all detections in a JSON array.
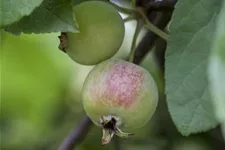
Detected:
[
  {"left": 100, "top": 115, "right": 134, "bottom": 145},
  {"left": 58, "top": 32, "right": 68, "bottom": 53}
]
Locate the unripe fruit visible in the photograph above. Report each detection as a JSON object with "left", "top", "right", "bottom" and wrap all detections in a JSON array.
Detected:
[
  {"left": 59, "top": 1, "right": 125, "bottom": 65},
  {"left": 82, "top": 59, "right": 158, "bottom": 145}
]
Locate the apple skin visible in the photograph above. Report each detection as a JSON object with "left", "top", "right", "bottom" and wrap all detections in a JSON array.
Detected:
[
  {"left": 82, "top": 59, "right": 158, "bottom": 131},
  {"left": 64, "top": 1, "right": 125, "bottom": 65}
]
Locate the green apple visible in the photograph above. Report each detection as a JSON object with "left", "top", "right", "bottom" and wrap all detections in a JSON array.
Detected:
[
  {"left": 59, "top": 1, "right": 125, "bottom": 65},
  {"left": 82, "top": 58, "right": 158, "bottom": 145}
]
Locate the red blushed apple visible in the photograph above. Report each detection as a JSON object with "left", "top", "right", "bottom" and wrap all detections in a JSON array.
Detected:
[{"left": 82, "top": 59, "right": 158, "bottom": 145}]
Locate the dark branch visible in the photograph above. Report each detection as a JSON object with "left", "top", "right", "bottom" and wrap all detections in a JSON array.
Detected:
[
  {"left": 147, "top": 0, "right": 178, "bottom": 12},
  {"left": 58, "top": 116, "right": 93, "bottom": 150},
  {"left": 133, "top": 12, "right": 172, "bottom": 64},
  {"left": 136, "top": 0, "right": 177, "bottom": 11}
]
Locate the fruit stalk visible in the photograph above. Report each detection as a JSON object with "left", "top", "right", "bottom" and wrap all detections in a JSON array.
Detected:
[
  {"left": 129, "top": 19, "right": 143, "bottom": 62},
  {"left": 138, "top": 8, "right": 168, "bottom": 41}
]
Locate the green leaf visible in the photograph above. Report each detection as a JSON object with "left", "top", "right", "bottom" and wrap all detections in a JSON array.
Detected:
[
  {"left": 208, "top": 1, "right": 225, "bottom": 139},
  {"left": 0, "top": 0, "right": 43, "bottom": 27},
  {"left": 3, "top": 0, "right": 78, "bottom": 35},
  {"left": 165, "top": 0, "right": 221, "bottom": 136}
]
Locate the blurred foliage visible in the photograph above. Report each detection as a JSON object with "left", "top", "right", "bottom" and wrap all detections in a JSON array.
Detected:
[{"left": 1, "top": 30, "right": 73, "bottom": 149}]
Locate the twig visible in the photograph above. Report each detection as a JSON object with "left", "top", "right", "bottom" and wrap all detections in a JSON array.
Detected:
[
  {"left": 129, "top": 20, "right": 143, "bottom": 62},
  {"left": 123, "top": 15, "right": 136, "bottom": 23},
  {"left": 139, "top": 8, "right": 168, "bottom": 41},
  {"left": 133, "top": 12, "right": 172, "bottom": 64},
  {"left": 108, "top": 1, "right": 136, "bottom": 14},
  {"left": 58, "top": 116, "right": 93, "bottom": 150}
]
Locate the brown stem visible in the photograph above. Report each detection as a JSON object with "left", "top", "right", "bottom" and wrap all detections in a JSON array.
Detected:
[
  {"left": 58, "top": 116, "right": 93, "bottom": 150},
  {"left": 133, "top": 12, "right": 172, "bottom": 64}
]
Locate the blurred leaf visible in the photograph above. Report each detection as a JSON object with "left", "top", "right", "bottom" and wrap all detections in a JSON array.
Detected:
[
  {"left": 165, "top": 0, "right": 221, "bottom": 136},
  {"left": 126, "top": 144, "right": 160, "bottom": 150},
  {"left": 0, "top": 0, "right": 43, "bottom": 27},
  {"left": 3, "top": 0, "right": 78, "bottom": 35},
  {"left": 208, "top": 1, "right": 225, "bottom": 139},
  {"left": 172, "top": 138, "right": 211, "bottom": 150}
]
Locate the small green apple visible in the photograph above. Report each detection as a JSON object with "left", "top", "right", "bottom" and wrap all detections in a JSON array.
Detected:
[{"left": 59, "top": 1, "right": 125, "bottom": 65}]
